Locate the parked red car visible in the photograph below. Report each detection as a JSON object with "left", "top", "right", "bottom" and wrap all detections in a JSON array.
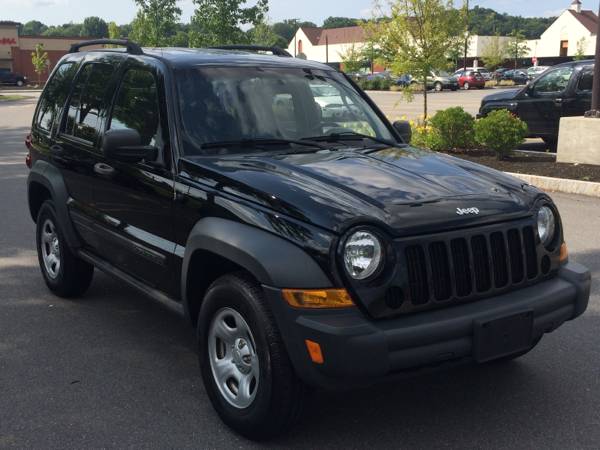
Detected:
[{"left": 456, "top": 70, "right": 486, "bottom": 90}]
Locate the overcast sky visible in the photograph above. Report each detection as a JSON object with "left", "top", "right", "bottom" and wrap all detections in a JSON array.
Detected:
[{"left": 0, "top": 0, "right": 589, "bottom": 26}]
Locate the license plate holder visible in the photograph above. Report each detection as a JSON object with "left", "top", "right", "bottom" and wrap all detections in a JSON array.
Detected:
[{"left": 473, "top": 311, "right": 534, "bottom": 363}]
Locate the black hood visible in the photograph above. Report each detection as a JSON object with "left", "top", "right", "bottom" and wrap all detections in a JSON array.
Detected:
[
  {"left": 481, "top": 88, "right": 522, "bottom": 104},
  {"left": 181, "top": 147, "right": 538, "bottom": 236}
]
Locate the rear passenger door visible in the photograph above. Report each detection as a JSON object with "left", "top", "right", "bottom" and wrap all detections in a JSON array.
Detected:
[
  {"left": 91, "top": 61, "right": 176, "bottom": 293},
  {"left": 565, "top": 66, "right": 593, "bottom": 118},
  {"left": 52, "top": 61, "right": 118, "bottom": 248}
]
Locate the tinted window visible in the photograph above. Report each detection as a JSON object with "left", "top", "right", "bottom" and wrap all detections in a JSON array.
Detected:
[
  {"left": 577, "top": 70, "right": 593, "bottom": 92},
  {"left": 109, "top": 69, "right": 161, "bottom": 147},
  {"left": 533, "top": 67, "right": 574, "bottom": 94},
  {"left": 36, "top": 62, "right": 78, "bottom": 132},
  {"left": 63, "top": 63, "right": 115, "bottom": 143}
]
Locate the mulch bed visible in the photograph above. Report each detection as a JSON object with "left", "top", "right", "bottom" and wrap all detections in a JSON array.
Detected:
[{"left": 447, "top": 149, "right": 600, "bottom": 183}]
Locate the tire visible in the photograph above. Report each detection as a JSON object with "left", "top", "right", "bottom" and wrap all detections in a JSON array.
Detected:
[
  {"left": 542, "top": 137, "right": 558, "bottom": 151},
  {"left": 198, "top": 273, "right": 306, "bottom": 440},
  {"left": 463, "top": 82, "right": 470, "bottom": 90},
  {"left": 451, "top": 87, "right": 458, "bottom": 91},
  {"left": 36, "top": 201, "right": 94, "bottom": 297},
  {"left": 434, "top": 82, "right": 442, "bottom": 92},
  {"left": 16, "top": 80, "right": 24, "bottom": 87}
]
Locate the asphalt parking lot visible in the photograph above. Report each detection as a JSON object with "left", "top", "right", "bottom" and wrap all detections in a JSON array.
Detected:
[{"left": 1, "top": 94, "right": 599, "bottom": 449}]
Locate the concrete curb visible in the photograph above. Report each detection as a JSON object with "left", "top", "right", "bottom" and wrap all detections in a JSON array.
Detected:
[{"left": 505, "top": 172, "right": 600, "bottom": 198}]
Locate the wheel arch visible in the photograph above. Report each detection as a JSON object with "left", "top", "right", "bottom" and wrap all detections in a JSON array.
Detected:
[
  {"left": 27, "top": 160, "right": 82, "bottom": 249},
  {"left": 181, "top": 218, "right": 333, "bottom": 325}
]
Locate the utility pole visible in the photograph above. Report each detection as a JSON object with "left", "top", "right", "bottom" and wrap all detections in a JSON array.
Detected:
[
  {"left": 463, "top": 0, "right": 469, "bottom": 70},
  {"left": 585, "top": 2, "right": 600, "bottom": 117}
]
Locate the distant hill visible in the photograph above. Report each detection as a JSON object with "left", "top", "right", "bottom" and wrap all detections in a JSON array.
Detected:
[{"left": 468, "top": 6, "right": 556, "bottom": 39}]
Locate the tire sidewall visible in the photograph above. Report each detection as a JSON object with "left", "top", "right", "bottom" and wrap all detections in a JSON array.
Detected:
[
  {"left": 198, "top": 279, "right": 275, "bottom": 431},
  {"left": 36, "top": 202, "right": 66, "bottom": 289}
]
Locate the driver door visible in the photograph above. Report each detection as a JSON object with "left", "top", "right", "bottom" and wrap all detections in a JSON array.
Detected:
[{"left": 517, "top": 66, "right": 575, "bottom": 137}]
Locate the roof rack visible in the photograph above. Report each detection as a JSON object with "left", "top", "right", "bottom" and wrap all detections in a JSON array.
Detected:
[
  {"left": 210, "top": 45, "right": 292, "bottom": 57},
  {"left": 69, "top": 39, "right": 143, "bottom": 55}
]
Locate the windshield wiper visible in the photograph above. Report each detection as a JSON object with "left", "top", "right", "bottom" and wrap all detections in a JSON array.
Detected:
[
  {"left": 201, "top": 138, "right": 329, "bottom": 151},
  {"left": 302, "top": 132, "right": 401, "bottom": 148}
]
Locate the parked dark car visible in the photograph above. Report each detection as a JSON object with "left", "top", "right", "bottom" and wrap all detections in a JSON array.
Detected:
[
  {"left": 0, "top": 68, "right": 27, "bottom": 86},
  {"left": 456, "top": 70, "right": 486, "bottom": 90},
  {"left": 479, "top": 60, "right": 594, "bottom": 147},
  {"left": 501, "top": 69, "right": 529, "bottom": 85},
  {"left": 27, "top": 40, "right": 590, "bottom": 441},
  {"left": 493, "top": 67, "right": 509, "bottom": 79}
]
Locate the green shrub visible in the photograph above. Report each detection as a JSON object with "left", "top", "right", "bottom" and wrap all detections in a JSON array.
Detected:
[
  {"left": 428, "top": 107, "right": 475, "bottom": 151},
  {"left": 498, "top": 79, "right": 516, "bottom": 87},
  {"left": 474, "top": 109, "right": 528, "bottom": 159}
]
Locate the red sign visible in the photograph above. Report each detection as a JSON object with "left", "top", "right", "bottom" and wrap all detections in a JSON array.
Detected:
[
  {"left": 532, "top": 56, "right": 538, "bottom": 64},
  {"left": 0, "top": 37, "right": 17, "bottom": 45}
]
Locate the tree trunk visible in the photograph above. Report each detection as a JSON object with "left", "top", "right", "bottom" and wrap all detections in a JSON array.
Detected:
[{"left": 423, "top": 84, "right": 428, "bottom": 122}]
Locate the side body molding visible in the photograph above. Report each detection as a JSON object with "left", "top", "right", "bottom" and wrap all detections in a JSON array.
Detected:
[
  {"left": 181, "top": 217, "right": 333, "bottom": 303},
  {"left": 27, "top": 160, "right": 82, "bottom": 249}
]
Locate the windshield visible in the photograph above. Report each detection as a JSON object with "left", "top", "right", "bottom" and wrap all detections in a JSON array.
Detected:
[{"left": 175, "top": 66, "right": 395, "bottom": 155}]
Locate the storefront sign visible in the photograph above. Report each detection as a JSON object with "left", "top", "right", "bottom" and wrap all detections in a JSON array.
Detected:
[{"left": 1, "top": 38, "right": 17, "bottom": 45}]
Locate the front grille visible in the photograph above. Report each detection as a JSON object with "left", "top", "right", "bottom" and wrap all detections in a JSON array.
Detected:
[{"left": 403, "top": 224, "right": 539, "bottom": 309}]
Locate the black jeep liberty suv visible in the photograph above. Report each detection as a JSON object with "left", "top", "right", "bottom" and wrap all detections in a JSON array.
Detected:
[{"left": 26, "top": 40, "right": 591, "bottom": 440}]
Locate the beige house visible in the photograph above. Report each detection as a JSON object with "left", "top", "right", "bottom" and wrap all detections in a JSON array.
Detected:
[{"left": 527, "top": 0, "right": 598, "bottom": 61}]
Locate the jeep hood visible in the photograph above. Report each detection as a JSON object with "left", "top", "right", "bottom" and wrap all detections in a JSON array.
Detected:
[
  {"left": 481, "top": 88, "right": 522, "bottom": 104},
  {"left": 181, "top": 147, "right": 537, "bottom": 236}
]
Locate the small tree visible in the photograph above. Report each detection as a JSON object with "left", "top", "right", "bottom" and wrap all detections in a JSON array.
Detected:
[
  {"left": 189, "top": 0, "right": 268, "bottom": 47},
  {"left": 339, "top": 44, "right": 367, "bottom": 73},
  {"left": 31, "top": 43, "right": 49, "bottom": 86},
  {"left": 365, "top": 0, "right": 467, "bottom": 120},
  {"left": 130, "top": 0, "right": 182, "bottom": 47},
  {"left": 481, "top": 35, "right": 506, "bottom": 70},
  {"left": 574, "top": 37, "right": 587, "bottom": 61},
  {"left": 108, "top": 21, "right": 120, "bottom": 40},
  {"left": 506, "top": 30, "right": 530, "bottom": 69},
  {"left": 249, "top": 19, "right": 287, "bottom": 48},
  {"left": 474, "top": 109, "right": 528, "bottom": 160}
]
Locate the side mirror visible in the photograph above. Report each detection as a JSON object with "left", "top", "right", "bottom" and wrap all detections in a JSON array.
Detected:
[
  {"left": 393, "top": 120, "right": 412, "bottom": 144},
  {"left": 102, "top": 128, "right": 157, "bottom": 163}
]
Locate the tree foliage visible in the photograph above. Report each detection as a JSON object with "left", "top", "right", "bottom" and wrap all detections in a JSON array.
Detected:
[
  {"left": 574, "top": 37, "right": 588, "bottom": 60},
  {"left": 81, "top": 16, "right": 109, "bottom": 37},
  {"left": 481, "top": 35, "right": 507, "bottom": 70},
  {"left": 339, "top": 44, "right": 368, "bottom": 73},
  {"left": 272, "top": 19, "right": 317, "bottom": 42},
  {"left": 249, "top": 20, "right": 288, "bottom": 48},
  {"left": 322, "top": 17, "right": 360, "bottom": 29},
  {"left": 31, "top": 43, "right": 49, "bottom": 85},
  {"left": 21, "top": 20, "right": 47, "bottom": 36},
  {"left": 130, "top": 0, "right": 182, "bottom": 47},
  {"left": 189, "top": 0, "right": 268, "bottom": 47},
  {"left": 505, "top": 30, "right": 530, "bottom": 69},
  {"left": 366, "top": 0, "right": 466, "bottom": 119},
  {"left": 468, "top": 6, "right": 555, "bottom": 39}
]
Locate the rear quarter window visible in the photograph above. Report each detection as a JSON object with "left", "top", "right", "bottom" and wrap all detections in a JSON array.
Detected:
[{"left": 35, "top": 62, "right": 78, "bottom": 133}]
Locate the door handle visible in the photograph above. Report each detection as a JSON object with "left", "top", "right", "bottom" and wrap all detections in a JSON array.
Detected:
[
  {"left": 94, "top": 162, "right": 115, "bottom": 177},
  {"left": 554, "top": 98, "right": 564, "bottom": 104}
]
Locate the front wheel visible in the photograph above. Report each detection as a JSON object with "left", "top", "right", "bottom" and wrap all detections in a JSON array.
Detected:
[
  {"left": 434, "top": 82, "right": 443, "bottom": 92},
  {"left": 198, "top": 273, "right": 306, "bottom": 440},
  {"left": 16, "top": 80, "right": 24, "bottom": 87},
  {"left": 463, "top": 82, "right": 470, "bottom": 90}
]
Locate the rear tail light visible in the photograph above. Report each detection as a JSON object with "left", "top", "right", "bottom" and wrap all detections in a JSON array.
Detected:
[{"left": 25, "top": 133, "right": 32, "bottom": 168}]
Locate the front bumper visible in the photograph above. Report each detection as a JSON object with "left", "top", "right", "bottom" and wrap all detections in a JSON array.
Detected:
[{"left": 264, "top": 262, "right": 590, "bottom": 389}]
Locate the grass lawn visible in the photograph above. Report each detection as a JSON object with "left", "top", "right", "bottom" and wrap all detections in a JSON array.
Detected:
[{"left": 0, "top": 94, "right": 28, "bottom": 102}]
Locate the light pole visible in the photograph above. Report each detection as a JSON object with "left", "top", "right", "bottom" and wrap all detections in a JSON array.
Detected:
[
  {"left": 463, "top": 0, "right": 469, "bottom": 70},
  {"left": 585, "top": 1, "right": 600, "bottom": 117}
]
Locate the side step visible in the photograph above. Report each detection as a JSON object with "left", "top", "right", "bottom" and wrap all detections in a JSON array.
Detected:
[{"left": 78, "top": 250, "right": 184, "bottom": 316}]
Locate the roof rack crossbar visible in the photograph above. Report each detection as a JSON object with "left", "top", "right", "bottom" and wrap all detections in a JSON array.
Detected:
[
  {"left": 210, "top": 45, "right": 292, "bottom": 57},
  {"left": 69, "top": 39, "right": 143, "bottom": 55}
]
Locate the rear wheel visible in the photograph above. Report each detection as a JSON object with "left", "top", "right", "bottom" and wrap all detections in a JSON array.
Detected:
[
  {"left": 434, "top": 82, "right": 443, "bottom": 92},
  {"left": 198, "top": 273, "right": 306, "bottom": 440},
  {"left": 36, "top": 201, "right": 94, "bottom": 297},
  {"left": 463, "top": 82, "right": 470, "bottom": 90},
  {"left": 16, "top": 79, "right": 24, "bottom": 87}
]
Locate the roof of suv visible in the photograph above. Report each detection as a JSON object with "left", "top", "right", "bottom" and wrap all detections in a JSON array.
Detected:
[{"left": 72, "top": 46, "right": 335, "bottom": 71}]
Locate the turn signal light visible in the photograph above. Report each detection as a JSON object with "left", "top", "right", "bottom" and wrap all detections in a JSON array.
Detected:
[
  {"left": 305, "top": 339, "right": 324, "bottom": 364},
  {"left": 282, "top": 289, "right": 354, "bottom": 309},
  {"left": 560, "top": 243, "right": 569, "bottom": 264}
]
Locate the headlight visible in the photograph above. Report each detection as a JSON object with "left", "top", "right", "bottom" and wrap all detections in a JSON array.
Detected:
[
  {"left": 343, "top": 230, "right": 383, "bottom": 280},
  {"left": 537, "top": 206, "right": 556, "bottom": 247}
]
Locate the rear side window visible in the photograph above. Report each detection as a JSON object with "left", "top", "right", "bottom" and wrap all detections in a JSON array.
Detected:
[
  {"left": 109, "top": 69, "right": 161, "bottom": 146},
  {"left": 577, "top": 70, "right": 593, "bottom": 92},
  {"left": 63, "top": 63, "right": 115, "bottom": 143},
  {"left": 36, "top": 62, "right": 77, "bottom": 132}
]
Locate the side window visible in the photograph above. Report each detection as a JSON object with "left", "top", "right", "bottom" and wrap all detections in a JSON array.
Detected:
[
  {"left": 35, "top": 62, "right": 77, "bottom": 133},
  {"left": 63, "top": 63, "right": 115, "bottom": 143},
  {"left": 109, "top": 69, "right": 161, "bottom": 147},
  {"left": 577, "top": 70, "right": 593, "bottom": 92},
  {"left": 533, "top": 67, "right": 574, "bottom": 95}
]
